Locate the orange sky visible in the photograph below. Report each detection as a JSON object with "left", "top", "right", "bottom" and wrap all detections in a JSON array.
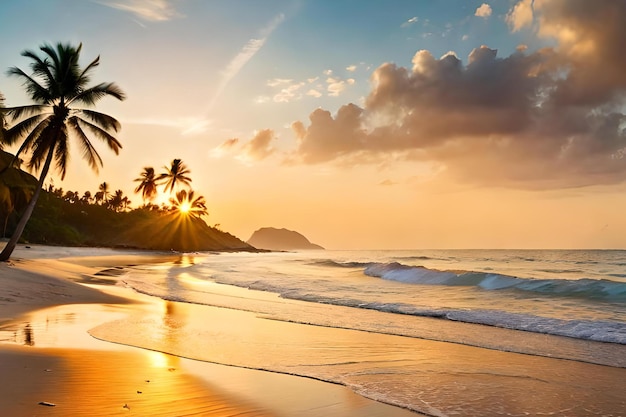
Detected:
[{"left": 1, "top": 0, "right": 626, "bottom": 249}]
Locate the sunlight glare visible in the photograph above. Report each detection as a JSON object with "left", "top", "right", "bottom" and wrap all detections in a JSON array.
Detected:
[{"left": 179, "top": 201, "right": 191, "bottom": 213}]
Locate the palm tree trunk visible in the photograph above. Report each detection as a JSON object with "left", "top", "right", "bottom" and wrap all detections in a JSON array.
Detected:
[{"left": 0, "top": 146, "right": 55, "bottom": 261}]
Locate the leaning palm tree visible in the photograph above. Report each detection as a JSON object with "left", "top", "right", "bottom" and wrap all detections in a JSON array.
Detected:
[
  {"left": 134, "top": 166, "right": 158, "bottom": 203},
  {"left": 0, "top": 42, "right": 125, "bottom": 261},
  {"left": 159, "top": 158, "right": 191, "bottom": 194},
  {"left": 169, "top": 189, "right": 208, "bottom": 219}
]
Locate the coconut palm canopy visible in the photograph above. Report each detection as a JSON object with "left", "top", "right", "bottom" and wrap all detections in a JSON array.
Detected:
[
  {"left": 159, "top": 158, "right": 192, "bottom": 194},
  {"left": 169, "top": 189, "right": 208, "bottom": 219},
  {"left": 0, "top": 42, "right": 125, "bottom": 261},
  {"left": 134, "top": 166, "right": 158, "bottom": 202}
]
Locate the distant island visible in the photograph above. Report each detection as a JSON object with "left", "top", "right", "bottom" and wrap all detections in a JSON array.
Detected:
[{"left": 247, "top": 227, "right": 324, "bottom": 251}]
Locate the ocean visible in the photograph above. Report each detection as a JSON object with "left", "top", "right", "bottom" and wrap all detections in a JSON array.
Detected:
[{"left": 93, "top": 249, "right": 626, "bottom": 416}]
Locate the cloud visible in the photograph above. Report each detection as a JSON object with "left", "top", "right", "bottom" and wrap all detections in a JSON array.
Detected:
[
  {"left": 506, "top": 0, "right": 533, "bottom": 31},
  {"left": 210, "top": 13, "right": 285, "bottom": 109},
  {"left": 127, "top": 116, "right": 211, "bottom": 135},
  {"left": 401, "top": 16, "right": 418, "bottom": 28},
  {"left": 267, "top": 78, "right": 293, "bottom": 87},
  {"left": 475, "top": 3, "right": 492, "bottom": 18},
  {"left": 274, "top": 82, "right": 305, "bottom": 103},
  {"left": 306, "top": 89, "right": 322, "bottom": 98},
  {"left": 241, "top": 129, "right": 277, "bottom": 161},
  {"left": 289, "top": 2, "right": 626, "bottom": 190},
  {"left": 211, "top": 138, "right": 240, "bottom": 158},
  {"left": 263, "top": 69, "right": 355, "bottom": 103},
  {"left": 97, "top": 0, "right": 182, "bottom": 21},
  {"left": 327, "top": 77, "right": 355, "bottom": 97},
  {"left": 346, "top": 65, "right": 357, "bottom": 72}
]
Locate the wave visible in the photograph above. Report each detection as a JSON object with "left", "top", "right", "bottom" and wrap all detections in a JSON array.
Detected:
[
  {"left": 123, "top": 276, "right": 626, "bottom": 346},
  {"left": 308, "top": 260, "right": 373, "bottom": 268},
  {"left": 364, "top": 262, "right": 626, "bottom": 302},
  {"left": 279, "top": 293, "right": 626, "bottom": 345}
]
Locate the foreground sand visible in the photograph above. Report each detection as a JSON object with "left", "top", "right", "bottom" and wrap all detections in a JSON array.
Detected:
[{"left": 0, "top": 244, "right": 418, "bottom": 416}]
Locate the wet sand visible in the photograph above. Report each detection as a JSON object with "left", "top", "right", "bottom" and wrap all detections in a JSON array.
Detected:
[{"left": 0, "top": 244, "right": 419, "bottom": 416}]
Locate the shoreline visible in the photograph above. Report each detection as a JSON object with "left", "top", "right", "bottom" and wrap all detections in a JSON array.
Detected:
[{"left": 0, "top": 244, "right": 420, "bottom": 417}]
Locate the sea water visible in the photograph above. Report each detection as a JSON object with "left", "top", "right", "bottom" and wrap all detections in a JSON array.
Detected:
[{"left": 98, "top": 249, "right": 626, "bottom": 416}]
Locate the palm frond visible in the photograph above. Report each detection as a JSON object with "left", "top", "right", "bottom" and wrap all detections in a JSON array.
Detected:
[
  {"left": 7, "top": 67, "right": 53, "bottom": 103},
  {"left": 78, "top": 109, "right": 121, "bottom": 132},
  {"left": 3, "top": 105, "right": 49, "bottom": 122},
  {"left": 70, "top": 82, "right": 126, "bottom": 106},
  {"left": 21, "top": 49, "right": 55, "bottom": 91},
  {"left": 68, "top": 116, "right": 103, "bottom": 172},
  {"left": 77, "top": 55, "right": 100, "bottom": 87},
  {"left": 2, "top": 114, "right": 48, "bottom": 145},
  {"left": 38, "top": 44, "right": 61, "bottom": 77},
  {"left": 74, "top": 117, "right": 122, "bottom": 154}
]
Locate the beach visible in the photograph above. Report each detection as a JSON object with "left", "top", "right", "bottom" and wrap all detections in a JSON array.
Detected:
[
  {"left": 0, "top": 244, "right": 419, "bottom": 417},
  {"left": 1, "top": 244, "right": 625, "bottom": 416}
]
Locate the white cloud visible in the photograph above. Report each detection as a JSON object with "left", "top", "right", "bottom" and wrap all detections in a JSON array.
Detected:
[
  {"left": 506, "top": 0, "right": 534, "bottom": 32},
  {"left": 327, "top": 80, "right": 347, "bottom": 97},
  {"left": 306, "top": 89, "right": 322, "bottom": 98},
  {"left": 209, "top": 13, "right": 285, "bottom": 109},
  {"left": 273, "top": 82, "right": 305, "bottom": 103},
  {"left": 462, "top": 34, "right": 469, "bottom": 41},
  {"left": 97, "top": 0, "right": 182, "bottom": 21},
  {"left": 127, "top": 116, "right": 211, "bottom": 135},
  {"left": 267, "top": 78, "right": 293, "bottom": 87},
  {"left": 401, "top": 16, "right": 418, "bottom": 27},
  {"left": 346, "top": 65, "right": 357, "bottom": 72},
  {"left": 475, "top": 3, "right": 492, "bottom": 18}
]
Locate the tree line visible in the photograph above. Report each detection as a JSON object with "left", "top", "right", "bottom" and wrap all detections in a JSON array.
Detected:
[{"left": 0, "top": 42, "right": 206, "bottom": 260}]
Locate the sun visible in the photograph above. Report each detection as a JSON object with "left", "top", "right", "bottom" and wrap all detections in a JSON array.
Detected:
[{"left": 178, "top": 201, "right": 192, "bottom": 213}]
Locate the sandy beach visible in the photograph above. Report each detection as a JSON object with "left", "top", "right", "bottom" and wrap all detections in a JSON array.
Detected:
[{"left": 0, "top": 244, "right": 419, "bottom": 417}]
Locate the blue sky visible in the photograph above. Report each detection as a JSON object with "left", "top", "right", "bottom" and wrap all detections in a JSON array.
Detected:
[{"left": 1, "top": 1, "right": 625, "bottom": 249}]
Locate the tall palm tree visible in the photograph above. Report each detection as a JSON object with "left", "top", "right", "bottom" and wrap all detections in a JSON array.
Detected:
[
  {"left": 169, "top": 189, "right": 208, "bottom": 219},
  {"left": 0, "top": 91, "right": 5, "bottom": 144},
  {"left": 98, "top": 181, "right": 111, "bottom": 204},
  {"left": 134, "top": 166, "right": 158, "bottom": 203},
  {"left": 0, "top": 42, "right": 124, "bottom": 261},
  {"left": 159, "top": 158, "right": 191, "bottom": 194}
]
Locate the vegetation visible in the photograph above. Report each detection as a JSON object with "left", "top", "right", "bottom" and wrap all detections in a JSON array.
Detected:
[
  {"left": 0, "top": 42, "right": 125, "bottom": 261},
  {"left": 0, "top": 43, "right": 251, "bottom": 254},
  {"left": 0, "top": 150, "right": 251, "bottom": 251},
  {"left": 3, "top": 178, "right": 249, "bottom": 251}
]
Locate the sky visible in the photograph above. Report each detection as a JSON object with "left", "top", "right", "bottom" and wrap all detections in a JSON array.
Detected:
[{"left": 1, "top": 0, "right": 625, "bottom": 249}]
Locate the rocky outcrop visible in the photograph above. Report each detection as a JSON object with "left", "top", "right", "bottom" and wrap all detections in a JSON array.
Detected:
[{"left": 247, "top": 227, "right": 324, "bottom": 251}]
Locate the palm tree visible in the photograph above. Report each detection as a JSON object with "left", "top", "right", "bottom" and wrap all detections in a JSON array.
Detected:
[
  {"left": 98, "top": 181, "right": 111, "bottom": 205},
  {"left": 81, "top": 190, "right": 92, "bottom": 204},
  {"left": 134, "top": 166, "right": 158, "bottom": 203},
  {"left": 0, "top": 91, "right": 5, "bottom": 144},
  {"left": 0, "top": 42, "right": 125, "bottom": 261},
  {"left": 108, "top": 189, "right": 125, "bottom": 212},
  {"left": 159, "top": 158, "right": 191, "bottom": 194},
  {"left": 169, "top": 189, "right": 208, "bottom": 219}
]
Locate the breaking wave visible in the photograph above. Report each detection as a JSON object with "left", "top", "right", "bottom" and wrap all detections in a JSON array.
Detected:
[{"left": 364, "top": 262, "right": 626, "bottom": 302}]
